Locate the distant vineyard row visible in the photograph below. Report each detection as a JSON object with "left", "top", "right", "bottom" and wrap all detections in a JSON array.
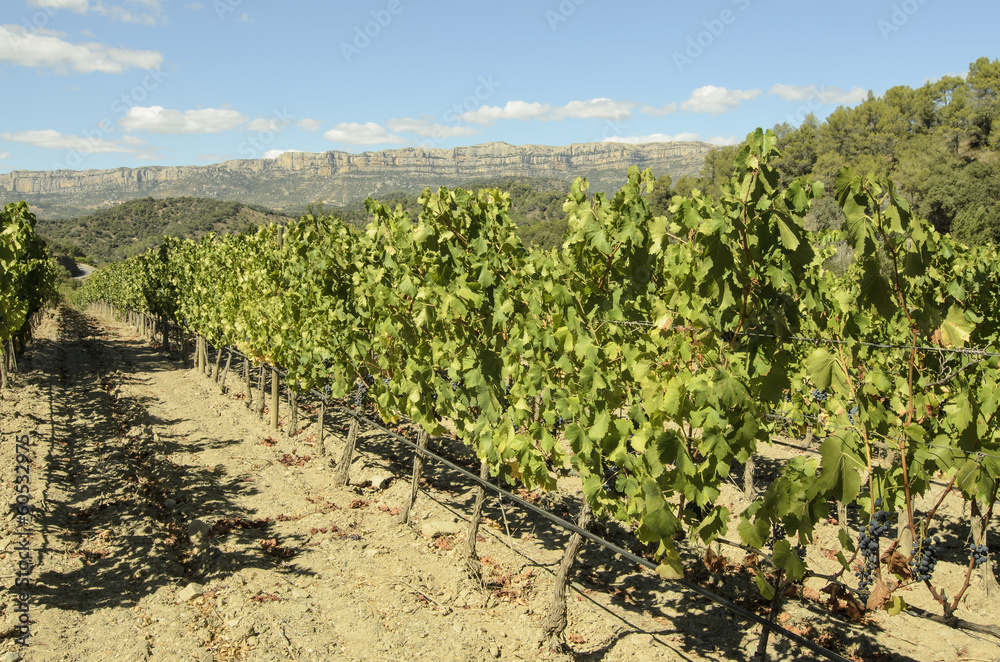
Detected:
[{"left": 76, "top": 129, "right": 999, "bottom": 623}]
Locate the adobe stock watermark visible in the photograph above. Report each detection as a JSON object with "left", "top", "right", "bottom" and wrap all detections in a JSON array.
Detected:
[
  {"left": 877, "top": 0, "right": 929, "bottom": 40},
  {"left": 545, "top": 0, "right": 587, "bottom": 31},
  {"left": 341, "top": 0, "right": 406, "bottom": 63},
  {"left": 238, "top": 108, "right": 297, "bottom": 159},
  {"left": 417, "top": 75, "right": 501, "bottom": 150},
  {"left": 672, "top": 0, "right": 752, "bottom": 73},
  {"left": 13, "top": 434, "right": 33, "bottom": 646},
  {"left": 214, "top": 0, "right": 244, "bottom": 20},
  {"left": 51, "top": 68, "right": 168, "bottom": 170}
]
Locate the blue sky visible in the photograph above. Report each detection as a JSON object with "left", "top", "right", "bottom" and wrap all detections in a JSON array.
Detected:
[{"left": 0, "top": 0, "right": 995, "bottom": 173}]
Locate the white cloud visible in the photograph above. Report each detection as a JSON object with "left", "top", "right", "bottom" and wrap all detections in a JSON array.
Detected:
[
  {"left": 681, "top": 85, "right": 761, "bottom": 115},
  {"left": 0, "top": 151, "right": 10, "bottom": 160},
  {"left": 28, "top": 0, "right": 89, "bottom": 12},
  {"left": 705, "top": 135, "right": 740, "bottom": 146},
  {"left": 460, "top": 100, "right": 549, "bottom": 125},
  {"left": 602, "top": 132, "right": 740, "bottom": 146},
  {"left": 184, "top": 2, "right": 205, "bottom": 8},
  {"left": 120, "top": 106, "right": 247, "bottom": 134},
  {"left": 602, "top": 132, "right": 701, "bottom": 144},
  {"left": 322, "top": 122, "right": 404, "bottom": 145},
  {"left": 552, "top": 98, "right": 634, "bottom": 121},
  {"left": 639, "top": 103, "right": 678, "bottom": 116},
  {"left": 0, "top": 24, "right": 162, "bottom": 73},
  {"left": 459, "top": 98, "right": 637, "bottom": 125},
  {"left": 263, "top": 149, "right": 303, "bottom": 159},
  {"left": 297, "top": 118, "right": 322, "bottom": 132},
  {"left": 246, "top": 117, "right": 285, "bottom": 132},
  {"left": 0, "top": 129, "right": 142, "bottom": 153},
  {"left": 29, "top": 0, "right": 165, "bottom": 24},
  {"left": 386, "top": 117, "right": 477, "bottom": 139},
  {"left": 769, "top": 84, "right": 867, "bottom": 106}
]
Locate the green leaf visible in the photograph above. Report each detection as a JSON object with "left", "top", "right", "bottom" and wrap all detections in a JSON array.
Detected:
[
  {"left": 655, "top": 546, "right": 685, "bottom": 580},
  {"left": 772, "top": 539, "right": 807, "bottom": 580},
  {"left": 887, "top": 596, "right": 906, "bottom": 617},
  {"left": 812, "top": 436, "right": 865, "bottom": 503},
  {"left": 754, "top": 570, "right": 775, "bottom": 600}
]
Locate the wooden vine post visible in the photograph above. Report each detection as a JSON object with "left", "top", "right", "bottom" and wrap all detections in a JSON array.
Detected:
[
  {"left": 288, "top": 390, "right": 298, "bottom": 435},
  {"left": 213, "top": 344, "right": 223, "bottom": 382},
  {"left": 333, "top": 416, "right": 360, "bottom": 487},
  {"left": 541, "top": 498, "right": 592, "bottom": 650},
  {"left": 243, "top": 356, "right": 252, "bottom": 407},
  {"left": 315, "top": 400, "right": 326, "bottom": 457},
  {"left": 270, "top": 366, "right": 279, "bottom": 430},
  {"left": 256, "top": 367, "right": 266, "bottom": 418},
  {"left": 219, "top": 350, "right": 232, "bottom": 394},
  {"left": 463, "top": 459, "right": 490, "bottom": 576},
  {"left": 399, "top": 430, "right": 430, "bottom": 525}
]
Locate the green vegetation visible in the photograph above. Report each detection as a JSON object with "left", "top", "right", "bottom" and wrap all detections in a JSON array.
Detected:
[
  {"left": 37, "top": 196, "right": 295, "bottom": 264},
  {"left": 77, "top": 130, "right": 1000, "bottom": 630},
  {"left": 0, "top": 201, "right": 61, "bottom": 386},
  {"left": 659, "top": 58, "right": 1000, "bottom": 247}
]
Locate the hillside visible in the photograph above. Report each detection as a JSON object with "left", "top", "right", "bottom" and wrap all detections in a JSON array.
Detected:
[
  {"left": 37, "top": 197, "right": 295, "bottom": 264},
  {"left": 0, "top": 142, "right": 713, "bottom": 219}
]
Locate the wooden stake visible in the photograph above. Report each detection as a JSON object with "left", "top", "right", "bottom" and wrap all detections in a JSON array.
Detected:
[
  {"left": 316, "top": 400, "right": 326, "bottom": 457},
  {"left": 270, "top": 366, "right": 279, "bottom": 429},
  {"left": 399, "top": 430, "right": 430, "bottom": 525},
  {"left": 334, "top": 417, "right": 360, "bottom": 487},
  {"left": 463, "top": 459, "right": 489, "bottom": 575},
  {"left": 244, "top": 356, "right": 252, "bottom": 407},
  {"left": 541, "top": 498, "right": 592, "bottom": 649},
  {"left": 744, "top": 455, "right": 755, "bottom": 498},
  {"left": 289, "top": 390, "right": 299, "bottom": 435},
  {"left": 220, "top": 350, "right": 232, "bottom": 394}
]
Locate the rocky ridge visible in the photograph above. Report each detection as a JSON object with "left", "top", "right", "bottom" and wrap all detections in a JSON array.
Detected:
[{"left": 0, "top": 141, "right": 713, "bottom": 217}]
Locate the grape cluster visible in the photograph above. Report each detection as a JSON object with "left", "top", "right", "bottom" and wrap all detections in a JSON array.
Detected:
[
  {"left": 856, "top": 498, "right": 892, "bottom": 591},
  {"left": 354, "top": 379, "right": 368, "bottom": 409},
  {"left": 499, "top": 381, "right": 512, "bottom": 415},
  {"left": 768, "top": 520, "right": 784, "bottom": 553},
  {"left": 549, "top": 415, "right": 565, "bottom": 441},
  {"left": 848, "top": 405, "right": 859, "bottom": 424},
  {"left": 969, "top": 543, "right": 990, "bottom": 569},
  {"left": 601, "top": 459, "right": 619, "bottom": 492},
  {"left": 811, "top": 389, "right": 829, "bottom": 403},
  {"left": 910, "top": 535, "right": 942, "bottom": 581}
]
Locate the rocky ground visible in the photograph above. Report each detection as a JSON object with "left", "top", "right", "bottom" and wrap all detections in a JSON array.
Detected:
[{"left": 0, "top": 305, "right": 997, "bottom": 662}]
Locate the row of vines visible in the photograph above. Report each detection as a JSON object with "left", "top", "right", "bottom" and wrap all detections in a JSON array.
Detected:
[
  {"left": 75, "top": 130, "right": 999, "bottom": 640},
  {"left": 0, "top": 201, "right": 61, "bottom": 390}
]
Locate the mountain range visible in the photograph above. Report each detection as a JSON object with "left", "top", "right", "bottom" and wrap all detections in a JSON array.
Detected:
[{"left": 0, "top": 141, "right": 714, "bottom": 218}]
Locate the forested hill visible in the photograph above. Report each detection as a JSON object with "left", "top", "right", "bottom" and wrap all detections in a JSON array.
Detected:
[
  {"left": 764, "top": 57, "right": 1000, "bottom": 245},
  {"left": 37, "top": 197, "right": 295, "bottom": 264}
]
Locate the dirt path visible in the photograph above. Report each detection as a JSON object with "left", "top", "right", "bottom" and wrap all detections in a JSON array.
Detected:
[{"left": 0, "top": 305, "right": 998, "bottom": 662}]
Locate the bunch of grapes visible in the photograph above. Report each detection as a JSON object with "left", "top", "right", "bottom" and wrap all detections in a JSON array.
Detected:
[
  {"left": 856, "top": 498, "right": 893, "bottom": 591},
  {"left": 910, "top": 535, "right": 942, "bottom": 582},
  {"left": 969, "top": 543, "right": 990, "bottom": 569},
  {"left": 811, "top": 389, "right": 829, "bottom": 403},
  {"left": 768, "top": 520, "right": 784, "bottom": 554},
  {"left": 848, "top": 405, "right": 859, "bottom": 424},
  {"left": 499, "top": 381, "right": 512, "bottom": 415},
  {"left": 353, "top": 379, "right": 368, "bottom": 409},
  {"left": 601, "top": 458, "right": 620, "bottom": 492},
  {"left": 549, "top": 415, "right": 566, "bottom": 441}
]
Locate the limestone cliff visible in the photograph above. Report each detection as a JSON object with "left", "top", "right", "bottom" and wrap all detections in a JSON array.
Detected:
[{"left": 0, "top": 141, "right": 713, "bottom": 217}]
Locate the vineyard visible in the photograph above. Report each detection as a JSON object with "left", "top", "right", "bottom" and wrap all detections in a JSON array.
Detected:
[
  {"left": 0, "top": 201, "right": 61, "bottom": 389},
  {"left": 4, "top": 128, "right": 999, "bottom": 660}
]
